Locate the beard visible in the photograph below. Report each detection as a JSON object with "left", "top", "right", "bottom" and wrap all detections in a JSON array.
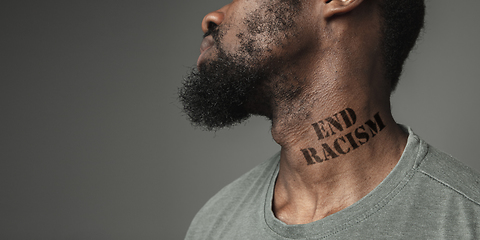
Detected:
[
  {"left": 178, "top": 49, "right": 270, "bottom": 131},
  {"left": 179, "top": 0, "right": 305, "bottom": 131}
]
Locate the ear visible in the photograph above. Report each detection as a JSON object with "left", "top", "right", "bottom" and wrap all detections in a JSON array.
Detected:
[{"left": 323, "top": 0, "right": 364, "bottom": 19}]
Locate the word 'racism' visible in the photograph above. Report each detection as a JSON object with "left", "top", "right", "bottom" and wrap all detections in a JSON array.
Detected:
[{"left": 300, "top": 108, "right": 385, "bottom": 165}]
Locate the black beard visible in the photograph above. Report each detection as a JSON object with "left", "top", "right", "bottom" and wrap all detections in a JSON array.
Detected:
[
  {"left": 178, "top": 51, "right": 269, "bottom": 131},
  {"left": 179, "top": 0, "right": 304, "bottom": 131}
]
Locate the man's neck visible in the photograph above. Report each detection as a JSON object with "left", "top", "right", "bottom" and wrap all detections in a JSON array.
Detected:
[{"left": 269, "top": 79, "right": 408, "bottom": 225}]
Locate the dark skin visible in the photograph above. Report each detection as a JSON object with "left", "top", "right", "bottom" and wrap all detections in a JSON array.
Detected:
[{"left": 198, "top": 0, "right": 408, "bottom": 224}]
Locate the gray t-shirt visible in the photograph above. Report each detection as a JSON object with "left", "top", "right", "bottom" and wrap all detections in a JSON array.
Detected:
[{"left": 185, "top": 128, "right": 480, "bottom": 239}]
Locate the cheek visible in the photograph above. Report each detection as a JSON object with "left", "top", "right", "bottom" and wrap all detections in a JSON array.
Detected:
[
  {"left": 240, "top": 4, "right": 301, "bottom": 55},
  {"left": 216, "top": 22, "right": 270, "bottom": 60},
  {"left": 219, "top": 27, "right": 243, "bottom": 54},
  {"left": 217, "top": 0, "right": 303, "bottom": 59}
]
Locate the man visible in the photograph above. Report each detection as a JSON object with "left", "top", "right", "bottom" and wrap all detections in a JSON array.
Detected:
[{"left": 180, "top": 0, "right": 480, "bottom": 239}]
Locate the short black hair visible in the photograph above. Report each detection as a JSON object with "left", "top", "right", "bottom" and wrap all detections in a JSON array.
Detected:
[{"left": 379, "top": 0, "right": 426, "bottom": 92}]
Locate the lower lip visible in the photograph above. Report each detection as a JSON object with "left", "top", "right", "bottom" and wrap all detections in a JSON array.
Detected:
[{"left": 197, "top": 46, "right": 212, "bottom": 69}]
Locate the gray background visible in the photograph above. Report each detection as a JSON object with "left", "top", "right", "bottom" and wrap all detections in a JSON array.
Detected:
[{"left": 1, "top": 0, "right": 479, "bottom": 239}]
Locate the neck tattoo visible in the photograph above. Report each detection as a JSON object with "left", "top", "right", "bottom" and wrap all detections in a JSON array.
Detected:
[{"left": 300, "top": 108, "right": 386, "bottom": 165}]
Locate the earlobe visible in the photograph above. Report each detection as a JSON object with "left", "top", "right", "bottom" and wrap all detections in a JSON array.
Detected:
[{"left": 323, "top": 0, "right": 364, "bottom": 19}]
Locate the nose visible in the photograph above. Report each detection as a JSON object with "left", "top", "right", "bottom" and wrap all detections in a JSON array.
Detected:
[{"left": 201, "top": 5, "right": 229, "bottom": 33}]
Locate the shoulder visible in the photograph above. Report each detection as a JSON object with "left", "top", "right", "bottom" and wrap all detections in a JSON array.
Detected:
[
  {"left": 185, "top": 153, "right": 280, "bottom": 238},
  {"left": 416, "top": 144, "right": 480, "bottom": 206},
  {"left": 203, "top": 152, "right": 280, "bottom": 207}
]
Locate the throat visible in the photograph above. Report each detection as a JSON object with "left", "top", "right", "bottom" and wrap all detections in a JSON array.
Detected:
[
  {"left": 272, "top": 107, "right": 390, "bottom": 166},
  {"left": 270, "top": 107, "right": 407, "bottom": 225}
]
